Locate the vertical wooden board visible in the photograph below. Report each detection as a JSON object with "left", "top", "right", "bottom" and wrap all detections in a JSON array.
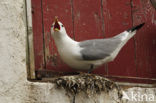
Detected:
[
  {"left": 73, "top": 0, "right": 107, "bottom": 75},
  {"left": 73, "top": 0, "right": 104, "bottom": 41},
  {"left": 42, "top": 0, "right": 74, "bottom": 72},
  {"left": 31, "top": 0, "right": 45, "bottom": 70},
  {"left": 102, "top": 0, "right": 137, "bottom": 76},
  {"left": 132, "top": 0, "right": 156, "bottom": 78}
]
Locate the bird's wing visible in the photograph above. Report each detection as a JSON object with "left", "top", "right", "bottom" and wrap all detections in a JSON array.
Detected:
[
  {"left": 78, "top": 23, "right": 145, "bottom": 61},
  {"left": 79, "top": 37, "right": 122, "bottom": 60}
]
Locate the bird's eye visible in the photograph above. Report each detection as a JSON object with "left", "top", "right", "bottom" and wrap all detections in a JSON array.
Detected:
[{"left": 61, "top": 25, "right": 64, "bottom": 27}]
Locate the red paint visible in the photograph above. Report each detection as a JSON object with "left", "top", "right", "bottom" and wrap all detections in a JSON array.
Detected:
[
  {"left": 42, "top": 0, "right": 74, "bottom": 72},
  {"left": 132, "top": 0, "right": 156, "bottom": 78},
  {"left": 102, "top": 0, "right": 137, "bottom": 77},
  {"left": 31, "top": 0, "right": 45, "bottom": 70},
  {"left": 31, "top": 0, "right": 156, "bottom": 83},
  {"left": 72, "top": 0, "right": 107, "bottom": 75}
]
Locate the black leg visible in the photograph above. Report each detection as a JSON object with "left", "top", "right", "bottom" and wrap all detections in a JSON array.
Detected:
[
  {"left": 88, "top": 64, "right": 94, "bottom": 73},
  {"left": 72, "top": 94, "right": 76, "bottom": 103}
]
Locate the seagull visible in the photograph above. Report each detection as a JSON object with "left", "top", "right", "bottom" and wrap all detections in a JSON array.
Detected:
[{"left": 51, "top": 17, "right": 144, "bottom": 72}]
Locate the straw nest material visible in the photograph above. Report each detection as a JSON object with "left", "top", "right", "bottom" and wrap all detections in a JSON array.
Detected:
[{"left": 50, "top": 73, "right": 122, "bottom": 98}]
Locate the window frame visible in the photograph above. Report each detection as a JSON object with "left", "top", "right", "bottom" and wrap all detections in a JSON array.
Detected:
[
  {"left": 25, "top": 0, "right": 156, "bottom": 87},
  {"left": 25, "top": 0, "right": 36, "bottom": 80}
]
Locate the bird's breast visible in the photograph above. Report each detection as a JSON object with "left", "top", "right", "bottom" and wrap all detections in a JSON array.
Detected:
[{"left": 56, "top": 43, "right": 90, "bottom": 70}]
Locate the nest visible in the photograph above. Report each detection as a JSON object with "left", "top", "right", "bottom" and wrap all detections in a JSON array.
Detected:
[{"left": 50, "top": 73, "right": 122, "bottom": 98}]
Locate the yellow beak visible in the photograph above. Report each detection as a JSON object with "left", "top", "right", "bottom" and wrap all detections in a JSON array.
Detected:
[{"left": 54, "top": 28, "right": 60, "bottom": 31}]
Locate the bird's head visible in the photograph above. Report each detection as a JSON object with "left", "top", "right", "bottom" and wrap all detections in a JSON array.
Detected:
[{"left": 51, "top": 16, "right": 67, "bottom": 38}]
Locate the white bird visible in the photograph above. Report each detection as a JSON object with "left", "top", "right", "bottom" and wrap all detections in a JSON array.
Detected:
[{"left": 51, "top": 17, "right": 144, "bottom": 72}]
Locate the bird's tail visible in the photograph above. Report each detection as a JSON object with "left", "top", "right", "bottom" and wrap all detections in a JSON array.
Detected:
[
  {"left": 113, "top": 23, "right": 145, "bottom": 41},
  {"left": 110, "top": 23, "right": 145, "bottom": 60},
  {"left": 111, "top": 23, "right": 145, "bottom": 60},
  {"left": 127, "top": 23, "right": 145, "bottom": 32}
]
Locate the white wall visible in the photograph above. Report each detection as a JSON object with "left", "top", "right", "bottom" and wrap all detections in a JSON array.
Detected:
[{"left": 0, "top": 0, "right": 155, "bottom": 103}]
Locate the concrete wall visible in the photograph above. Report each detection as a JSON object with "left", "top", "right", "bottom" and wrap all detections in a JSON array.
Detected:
[{"left": 0, "top": 0, "right": 155, "bottom": 103}]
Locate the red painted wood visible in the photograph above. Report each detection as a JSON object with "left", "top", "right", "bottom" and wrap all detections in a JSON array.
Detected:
[
  {"left": 102, "top": 0, "right": 137, "bottom": 76},
  {"left": 106, "top": 76, "right": 156, "bottom": 84},
  {"left": 31, "top": 0, "right": 45, "bottom": 70},
  {"left": 42, "top": 0, "right": 74, "bottom": 72},
  {"left": 132, "top": 0, "right": 156, "bottom": 78},
  {"left": 73, "top": 0, "right": 107, "bottom": 75},
  {"left": 31, "top": 0, "right": 156, "bottom": 83},
  {"left": 73, "top": 0, "right": 104, "bottom": 40}
]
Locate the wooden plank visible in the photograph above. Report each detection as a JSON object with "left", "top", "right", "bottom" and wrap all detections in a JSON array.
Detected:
[
  {"left": 107, "top": 76, "right": 156, "bottom": 84},
  {"left": 73, "top": 0, "right": 104, "bottom": 40},
  {"left": 73, "top": 0, "right": 107, "bottom": 75},
  {"left": 42, "top": 0, "right": 74, "bottom": 72},
  {"left": 31, "top": 0, "right": 45, "bottom": 70},
  {"left": 132, "top": 0, "right": 156, "bottom": 78},
  {"left": 25, "top": 0, "right": 36, "bottom": 79},
  {"left": 35, "top": 70, "right": 156, "bottom": 84},
  {"left": 102, "top": 0, "right": 137, "bottom": 76},
  {"left": 31, "top": 0, "right": 156, "bottom": 83}
]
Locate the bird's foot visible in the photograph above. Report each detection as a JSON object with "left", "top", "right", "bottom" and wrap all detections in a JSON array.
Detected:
[
  {"left": 88, "top": 68, "right": 94, "bottom": 74},
  {"left": 88, "top": 64, "right": 94, "bottom": 74},
  {"left": 76, "top": 71, "right": 85, "bottom": 75},
  {"left": 88, "top": 70, "right": 92, "bottom": 74}
]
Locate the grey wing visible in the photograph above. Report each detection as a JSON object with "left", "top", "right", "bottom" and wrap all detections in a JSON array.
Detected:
[{"left": 79, "top": 38, "right": 122, "bottom": 60}]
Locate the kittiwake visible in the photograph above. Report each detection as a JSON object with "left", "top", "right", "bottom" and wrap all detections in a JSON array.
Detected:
[{"left": 51, "top": 17, "right": 144, "bottom": 72}]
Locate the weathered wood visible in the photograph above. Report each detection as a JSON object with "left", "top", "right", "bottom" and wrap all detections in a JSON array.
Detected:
[
  {"left": 25, "top": 0, "right": 36, "bottom": 79},
  {"left": 151, "top": 0, "right": 156, "bottom": 9},
  {"left": 132, "top": 0, "right": 156, "bottom": 78},
  {"left": 30, "top": 0, "right": 156, "bottom": 83},
  {"left": 42, "top": 0, "right": 74, "bottom": 72},
  {"left": 102, "top": 0, "right": 137, "bottom": 77},
  {"left": 31, "top": 0, "right": 45, "bottom": 70},
  {"left": 34, "top": 70, "right": 156, "bottom": 84},
  {"left": 73, "top": 0, "right": 107, "bottom": 75}
]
